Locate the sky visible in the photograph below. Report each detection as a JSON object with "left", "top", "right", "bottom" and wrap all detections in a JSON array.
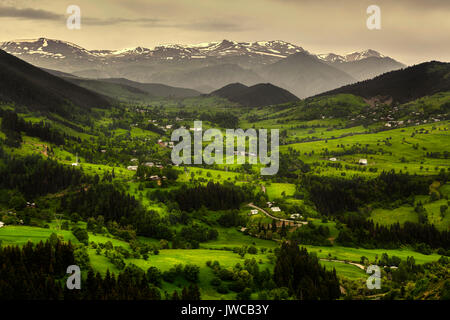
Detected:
[{"left": 0, "top": 0, "right": 449, "bottom": 65}]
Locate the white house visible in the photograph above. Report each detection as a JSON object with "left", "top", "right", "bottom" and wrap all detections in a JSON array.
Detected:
[
  {"left": 290, "top": 214, "right": 303, "bottom": 219},
  {"left": 329, "top": 157, "right": 337, "bottom": 162},
  {"left": 359, "top": 159, "right": 368, "bottom": 165},
  {"left": 0, "top": 221, "right": 4, "bottom": 228},
  {"left": 271, "top": 207, "right": 281, "bottom": 212},
  {"left": 127, "top": 166, "right": 138, "bottom": 171},
  {"left": 250, "top": 209, "right": 259, "bottom": 215}
]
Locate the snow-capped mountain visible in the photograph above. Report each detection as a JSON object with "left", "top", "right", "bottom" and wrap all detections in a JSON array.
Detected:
[
  {"left": 317, "top": 49, "right": 386, "bottom": 63},
  {"left": 0, "top": 38, "right": 306, "bottom": 62},
  {"left": 1, "top": 38, "right": 95, "bottom": 60},
  {"left": 0, "top": 38, "right": 405, "bottom": 97}
]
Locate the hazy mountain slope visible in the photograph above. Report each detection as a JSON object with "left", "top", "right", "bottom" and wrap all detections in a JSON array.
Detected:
[
  {"left": 151, "top": 63, "right": 265, "bottom": 93},
  {"left": 210, "top": 82, "right": 299, "bottom": 106},
  {"left": 63, "top": 77, "right": 153, "bottom": 103},
  {"left": 259, "top": 52, "right": 356, "bottom": 98},
  {"left": 318, "top": 49, "right": 404, "bottom": 81},
  {"left": 0, "top": 50, "right": 110, "bottom": 115},
  {"left": 99, "top": 78, "right": 200, "bottom": 98},
  {"left": 331, "top": 57, "right": 405, "bottom": 81},
  {"left": 40, "top": 67, "right": 80, "bottom": 79},
  {"left": 317, "top": 61, "right": 450, "bottom": 104}
]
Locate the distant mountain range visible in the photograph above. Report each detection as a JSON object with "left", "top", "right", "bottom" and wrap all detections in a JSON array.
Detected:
[
  {"left": 0, "top": 38, "right": 405, "bottom": 98},
  {"left": 210, "top": 83, "right": 299, "bottom": 107}
]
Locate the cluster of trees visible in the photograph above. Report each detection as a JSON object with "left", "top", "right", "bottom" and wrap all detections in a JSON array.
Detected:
[
  {"left": 0, "top": 110, "right": 73, "bottom": 146},
  {"left": 75, "top": 266, "right": 161, "bottom": 300},
  {"left": 206, "top": 258, "right": 274, "bottom": 299},
  {"left": 172, "top": 224, "right": 218, "bottom": 248},
  {"left": 337, "top": 216, "right": 450, "bottom": 249},
  {"left": 0, "top": 239, "right": 74, "bottom": 299},
  {"left": 0, "top": 155, "right": 87, "bottom": 198},
  {"left": 322, "top": 144, "right": 377, "bottom": 157},
  {"left": 161, "top": 264, "right": 200, "bottom": 283},
  {"left": 303, "top": 170, "right": 430, "bottom": 215},
  {"left": 387, "top": 256, "right": 450, "bottom": 300},
  {"left": 289, "top": 223, "right": 332, "bottom": 246},
  {"left": 0, "top": 239, "right": 164, "bottom": 300},
  {"left": 199, "top": 112, "right": 239, "bottom": 128},
  {"left": 273, "top": 242, "right": 341, "bottom": 300},
  {"left": 60, "top": 183, "right": 144, "bottom": 225},
  {"left": 153, "top": 182, "right": 251, "bottom": 211},
  {"left": 426, "top": 151, "right": 450, "bottom": 159},
  {"left": 60, "top": 182, "right": 173, "bottom": 240},
  {"left": 217, "top": 210, "right": 245, "bottom": 227},
  {"left": 277, "top": 148, "right": 311, "bottom": 179}
]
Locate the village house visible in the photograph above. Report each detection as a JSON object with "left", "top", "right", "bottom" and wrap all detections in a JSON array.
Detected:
[
  {"left": 127, "top": 165, "right": 138, "bottom": 171},
  {"left": 250, "top": 209, "right": 259, "bottom": 215},
  {"left": 271, "top": 207, "right": 281, "bottom": 212},
  {"left": 0, "top": 221, "right": 4, "bottom": 228},
  {"left": 359, "top": 159, "right": 368, "bottom": 165}
]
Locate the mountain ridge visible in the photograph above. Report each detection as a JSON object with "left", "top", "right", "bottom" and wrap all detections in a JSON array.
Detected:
[
  {"left": 0, "top": 49, "right": 110, "bottom": 116},
  {"left": 210, "top": 82, "right": 299, "bottom": 107},
  {"left": 315, "top": 61, "right": 450, "bottom": 104}
]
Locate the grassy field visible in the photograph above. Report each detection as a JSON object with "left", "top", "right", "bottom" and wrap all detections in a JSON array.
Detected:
[
  {"left": 370, "top": 187, "right": 450, "bottom": 231},
  {"left": 0, "top": 225, "right": 79, "bottom": 245},
  {"left": 319, "top": 260, "right": 367, "bottom": 280},
  {"left": 265, "top": 183, "right": 296, "bottom": 200},
  {"left": 280, "top": 122, "right": 450, "bottom": 177},
  {"left": 303, "top": 244, "right": 442, "bottom": 265},
  {"left": 201, "top": 227, "right": 278, "bottom": 249},
  {"left": 370, "top": 206, "right": 419, "bottom": 226}
]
